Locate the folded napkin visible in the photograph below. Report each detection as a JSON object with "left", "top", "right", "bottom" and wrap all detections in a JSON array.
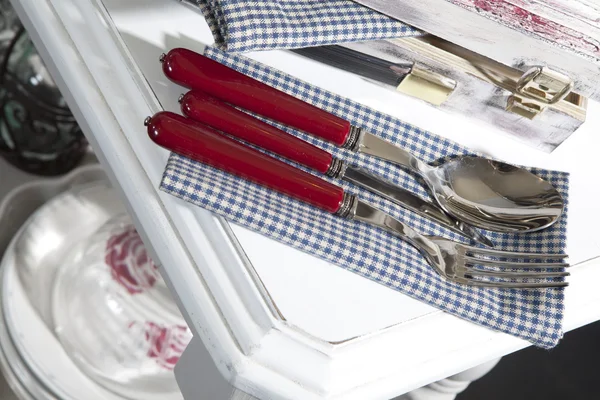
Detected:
[
  {"left": 182, "top": 0, "right": 421, "bottom": 52},
  {"left": 161, "top": 47, "right": 569, "bottom": 348}
]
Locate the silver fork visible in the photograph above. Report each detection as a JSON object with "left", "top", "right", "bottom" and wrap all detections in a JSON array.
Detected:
[{"left": 346, "top": 196, "right": 569, "bottom": 288}]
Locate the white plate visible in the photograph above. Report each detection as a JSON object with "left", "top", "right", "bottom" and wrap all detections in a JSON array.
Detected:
[
  {"left": 2, "top": 243, "right": 125, "bottom": 400},
  {"left": 0, "top": 178, "right": 182, "bottom": 400},
  {"left": 0, "top": 268, "right": 41, "bottom": 400}
]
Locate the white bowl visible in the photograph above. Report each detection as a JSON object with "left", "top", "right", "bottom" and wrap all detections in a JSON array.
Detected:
[{"left": 0, "top": 166, "right": 187, "bottom": 399}]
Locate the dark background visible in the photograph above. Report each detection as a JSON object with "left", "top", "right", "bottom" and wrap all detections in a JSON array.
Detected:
[{"left": 458, "top": 320, "right": 600, "bottom": 400}]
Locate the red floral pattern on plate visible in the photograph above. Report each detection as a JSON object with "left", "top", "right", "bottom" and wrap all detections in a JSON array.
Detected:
[
  {"left": 105, "top": 226, "right": 160, "bottom": 294},
  {"left": 133, "top": 322, "right": 191, "bottom": 370}
]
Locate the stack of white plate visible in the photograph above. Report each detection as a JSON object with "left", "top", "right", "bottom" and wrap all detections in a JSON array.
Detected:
[
  {"left": 0, "top": 165, "right": 189, "bottom": 400},
  {"left": 1, "top": 242, "right": 127, "bottom": 400}
]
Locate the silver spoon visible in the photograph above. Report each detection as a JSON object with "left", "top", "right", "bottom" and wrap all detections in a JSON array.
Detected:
[
  {"left": 160, "top": 48, "right": 564, "bottom": 233},
  {"left": 357, "top": 133, "right": 564, "bottom": 232}
]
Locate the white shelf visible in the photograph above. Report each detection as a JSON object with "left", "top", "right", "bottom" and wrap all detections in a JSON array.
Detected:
[{"left": 11, "top": 0, "right": 600, "bottom": 398}]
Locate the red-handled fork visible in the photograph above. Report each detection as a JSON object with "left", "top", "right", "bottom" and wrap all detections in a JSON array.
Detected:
[{"left": 145, "top": 112, "right": 568, "bottom": 289}]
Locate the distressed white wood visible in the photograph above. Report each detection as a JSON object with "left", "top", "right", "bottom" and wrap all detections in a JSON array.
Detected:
[
  {"left": 499, "top": 1, "right": 600, "bottom": 42},
  {"left": 11, "top": 0, "right": 600, "bottom": 399},
  {"left": 445, "top": 0, "right": 600, "bottom": 56},
  {"left": 353, "top": 0, "right": 600, "bottom": 101}
]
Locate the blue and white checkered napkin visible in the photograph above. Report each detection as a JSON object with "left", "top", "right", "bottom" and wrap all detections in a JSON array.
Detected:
[
  {"left": 182, "top": 0, "right": 421, "bottom": 52},
  {"left": 161, "top": 47, "right": 569, "bottom": 348}
]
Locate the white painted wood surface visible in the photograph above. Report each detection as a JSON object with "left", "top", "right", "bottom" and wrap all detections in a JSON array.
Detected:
[
  {"left": 11, "top": 0, "right": 600, "bottom": 398},
  {"left": 176, "top": 335, "right": 499, "bottom": 400},
  {"left": 517, "top": 0, "right": 600, "bottom": 39}
]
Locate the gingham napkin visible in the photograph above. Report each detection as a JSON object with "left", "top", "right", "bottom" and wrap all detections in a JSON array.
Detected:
[
  {"left": 160, "top": 47, "right": 569, "bottom": 348},
  {"left": 181, "top": 0, "right": 421, "bottom": 52}
]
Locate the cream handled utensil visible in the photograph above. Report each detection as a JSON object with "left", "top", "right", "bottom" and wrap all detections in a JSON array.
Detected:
[{"left": 160, "top": 48, "right": 564, "bottom": 233}]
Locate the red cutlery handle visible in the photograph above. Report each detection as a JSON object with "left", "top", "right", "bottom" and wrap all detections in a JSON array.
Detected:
[
  {"left": 146, "top": 112, "right": 345, "bottom": 213},
  {"left": 180, "top": 90, "right": 335, "bottom": 175},
  {"left": 162, "top": 48, "right": 352, "bottom": 147}
]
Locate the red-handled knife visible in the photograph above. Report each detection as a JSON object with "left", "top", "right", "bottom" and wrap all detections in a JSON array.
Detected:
[
  {"left": 146, "top": 112, "right": 345, "bottom": 213},
  {"left": 178, "top": 90, "right": 491, "bottom": 246},
  {"left": 160, "top": 49, "right": 352, "bottom": 147}
]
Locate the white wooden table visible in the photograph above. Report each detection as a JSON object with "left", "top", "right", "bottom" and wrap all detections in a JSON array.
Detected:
[{"left": 11, "top": 0, "right": 600, "bottom": 399}]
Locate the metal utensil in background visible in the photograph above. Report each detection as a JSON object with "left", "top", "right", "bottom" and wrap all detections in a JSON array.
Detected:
[
  {"left": 161, "top": 48, "right": 565, "bottom": 233},
  {"left": 291, "top": 45, "right": 456, "bottom": 106},
  {"left": 179, "top": 90, "right": 492, "bottom": 247},
  {"left": 0, "top": 0, "right": 87, "bottom": 176},
  {"left": 343, "top": 37, "right": 587, "bottom": 153}
]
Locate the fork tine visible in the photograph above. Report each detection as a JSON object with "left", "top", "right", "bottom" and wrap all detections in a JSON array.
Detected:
[
  {"left": 464, "top": 267, "right": 569, "bottom": 279},
  {"left": 464, "top": 256, "right": 570, "bottom": 269},
  {"left": 466, "top": 280, "right": 568, "bottom": 289},
  {"left": 462, "top": 244, "right": 568, "bottom": 260}
]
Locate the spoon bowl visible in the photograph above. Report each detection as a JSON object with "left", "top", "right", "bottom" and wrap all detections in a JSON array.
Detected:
[
  {"left": 358, "top": 134, "right": 565, "bottom": 233},
  {"left": 428, "top": 156, "right": 564, "bottom": 232}
]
